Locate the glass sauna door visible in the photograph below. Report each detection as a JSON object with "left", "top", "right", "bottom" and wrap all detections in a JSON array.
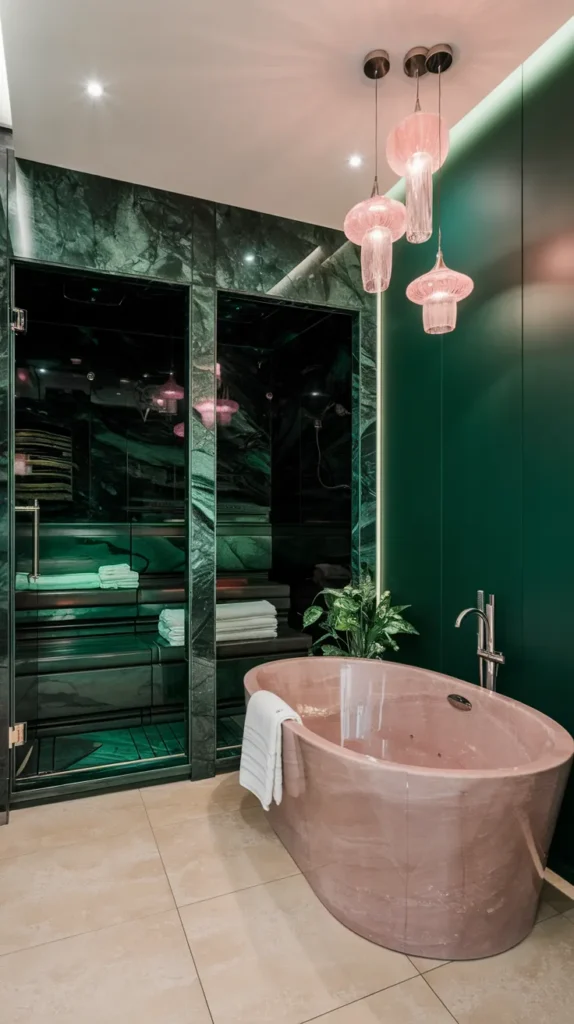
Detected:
[{"left": 12, "top": 263, "right": 190, "bottom": 791}]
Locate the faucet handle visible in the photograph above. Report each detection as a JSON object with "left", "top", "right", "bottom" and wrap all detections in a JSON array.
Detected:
[{"left": 477, "top": 647, "right": 505, "bottom": 665}]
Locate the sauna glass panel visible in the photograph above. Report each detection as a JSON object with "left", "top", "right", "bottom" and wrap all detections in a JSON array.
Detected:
[{"left": 13, "top": 264, "right": 190, "bottom": 788}]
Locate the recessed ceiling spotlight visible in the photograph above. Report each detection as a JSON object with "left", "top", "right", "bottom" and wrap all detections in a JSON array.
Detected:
[
  {"left": 244, "top": 253, "right": 256, "bottom": 264},
  {"left": 86, "top": 80, "right": 104, "bottom": 99},
  {"left": 348, "top": 154, "right": 363, "bottom": 168}
]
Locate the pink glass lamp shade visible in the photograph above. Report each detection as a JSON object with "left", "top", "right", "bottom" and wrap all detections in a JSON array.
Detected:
[
  {"left": 344, "top": 195, "right": 406, "bottom": 293},
  {"left": 194, "top": 399, "right": 216, "bottom": 429},
  {"left": 158, "top": 373, "right": 184, "bottom": 400},
  {"left": 173, "top": 422, "right": 185, "bottom": 438},
  {"left": 386, "top": 112, "right": 449, "bottom": 244},
  {"left": 216, "top": 398, "right": 239, "bottom": 425},
  {"left": 406, "top": 251, "right": 474, "bottom": 334},
  {"left": 193, "top": 396, "right": 239, "bottom": 428},
  {"left": 157, "top": 373, "right": 184, "bottom": 415}
]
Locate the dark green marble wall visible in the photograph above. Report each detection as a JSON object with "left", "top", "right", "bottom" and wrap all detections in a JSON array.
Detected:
[
  {"left": 385, "top": 40, "right": 574, "bottom": 881},
  {"left": 0, "top": 153, "right": 375, "bottom": 809}
]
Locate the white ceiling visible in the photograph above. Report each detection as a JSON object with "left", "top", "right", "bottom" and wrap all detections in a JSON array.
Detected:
[{"left": 0, "top": 0, "right": 571, "bottom": 228}]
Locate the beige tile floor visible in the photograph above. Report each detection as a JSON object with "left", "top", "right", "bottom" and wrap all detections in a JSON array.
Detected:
[{"left": 0, "top": 773, "right": 572, "bottom": 1023}]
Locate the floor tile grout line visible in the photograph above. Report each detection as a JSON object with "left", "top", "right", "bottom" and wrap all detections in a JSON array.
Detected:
[
  {"left": 421, "top": 973, "right": 460, "bottom": 1023},
  {"left": 0, "top": 798, "right": 176, "bottom": 960},
  {"left": 176, "top": 906, "right": 215, "bottom": 1024},
  {"left": 173, "top": 868, "right": 302, "bottom": 910},
  {"left": 408, "top": 958, "right": 449, "bottom": 975},
  {"left": 139, "top": 796, "right": 215, "bottom": 1024},
  {"left": 0, "top": 904, "right": 178, "bottom": 961},
  {"left": 138, "top": 788, "right": 301, "bottom": 906},
  {"left": 296, "top": 972, "right": 421, "bottom": 1024}
]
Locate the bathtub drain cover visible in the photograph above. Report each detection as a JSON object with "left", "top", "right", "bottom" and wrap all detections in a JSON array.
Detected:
[{"left": 447, "top": 693, "right": 472, "bottom": 711}]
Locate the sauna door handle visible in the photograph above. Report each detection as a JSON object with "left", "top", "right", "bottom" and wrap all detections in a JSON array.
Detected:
[{"left": 15, "top": 498, "right": 41, "bottom": 580}]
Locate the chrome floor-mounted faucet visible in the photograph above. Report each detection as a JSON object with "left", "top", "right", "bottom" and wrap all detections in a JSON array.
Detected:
[{"left": 455, "top": 590, "right": 505, "bottom": 691}]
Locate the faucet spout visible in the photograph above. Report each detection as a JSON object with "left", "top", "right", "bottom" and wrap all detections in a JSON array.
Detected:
[
  {"left": 455, "top": 607, "right": 490, "bottom": 642},
  {"left": 454, "top": 594, "right": 505, "bottom": 691}
]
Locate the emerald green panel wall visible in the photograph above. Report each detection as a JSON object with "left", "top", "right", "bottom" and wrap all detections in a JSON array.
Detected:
[
  {"left": 385, "top": 39, "right": 574, "bottom": 882},
  {"left": 521, "top": 49, "right": 574, "bottom": 881},
  {"left": 383, "top": 234, "right": 442, "bottom": 669},
  {"left": 441, "top": 79, "right": 523, "bottom": 691}
]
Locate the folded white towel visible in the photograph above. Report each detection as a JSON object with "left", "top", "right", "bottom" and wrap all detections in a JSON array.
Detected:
[
  {"left": 15, "top": 572, "right": 101, "bottom": 591},
  {"left": 216, "top": 626, "right": 278, "bottom": 643},
  {"left": 216, "top": 616, "right": 277, "bottom": 633},
  {"left": 98, "top": 565, "right": 139, "bottom": 591},
  {"left": 158, "top": 623, "right": 185, "bottom": 646},
  {"left": 159, "top": 608, "right": 185, "bottom": 624},
  {"left": 239, "top": 690, "right": 302, "bottom": 811},
  {"left": 216, "top": 600, "right": 276, "bottom": 622}
]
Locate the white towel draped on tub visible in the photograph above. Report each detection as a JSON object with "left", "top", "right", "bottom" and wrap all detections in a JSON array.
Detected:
[{"left": 239, "top": 690, "right": 302, "bottom": 811}]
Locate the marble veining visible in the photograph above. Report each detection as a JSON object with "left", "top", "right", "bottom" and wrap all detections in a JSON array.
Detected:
[{"left": 0, "top": 149, "right": 376, "bottom": 791}]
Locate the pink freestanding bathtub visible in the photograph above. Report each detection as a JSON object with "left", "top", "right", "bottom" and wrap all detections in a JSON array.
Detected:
[{"left": 244, "top": 658, "right": 573, "bottom": 960}]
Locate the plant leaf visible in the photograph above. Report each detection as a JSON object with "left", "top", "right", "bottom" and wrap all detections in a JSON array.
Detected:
[
  {"left": 320, "top": 644, "right": 344, "bottom": 657},
  {"left": 303, "top": 605, "right": 324, "bottom": 628}
]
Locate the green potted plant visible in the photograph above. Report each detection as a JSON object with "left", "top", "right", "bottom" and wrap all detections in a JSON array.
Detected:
[{"left": 302, "top": 567, "right": 418, "bottom": 659}]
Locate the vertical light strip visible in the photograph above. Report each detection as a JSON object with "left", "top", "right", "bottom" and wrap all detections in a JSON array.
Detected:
[{"left": 375, "top": 289, "right": 383, "bottom": 603}]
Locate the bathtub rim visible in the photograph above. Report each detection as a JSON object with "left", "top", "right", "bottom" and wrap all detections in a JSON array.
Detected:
[{"left": 244, "top": 656, "right": 574, "bottom": 781}]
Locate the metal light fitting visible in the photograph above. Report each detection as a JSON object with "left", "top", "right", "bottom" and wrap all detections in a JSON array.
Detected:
[
  {"left": 363, "top": 49, "right": 390, "bottom": 80},
  {"left": 426, "top": 43, "right": 454, "bottom": 74}
]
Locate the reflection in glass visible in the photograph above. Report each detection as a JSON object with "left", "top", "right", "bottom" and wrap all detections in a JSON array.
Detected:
[{"left": 12, "top": 264, "right": 190, "bottom": 789}]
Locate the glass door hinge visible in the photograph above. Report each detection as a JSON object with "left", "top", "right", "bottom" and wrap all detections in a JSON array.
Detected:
[
  {"left": 8, "top": 723, "right": 27, "bottom": 748},
  {"left": 11, "top": 308, "right": 28, "bottom": 333}
]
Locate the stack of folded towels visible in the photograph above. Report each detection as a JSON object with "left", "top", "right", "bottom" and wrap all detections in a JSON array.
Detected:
[
  {"left": 158, "top": 608, "right": 185, "bottom": 646},
  {"left": 216, "top": 600, "right": 278, "bottom": 642},
  {"left": 98, "top": 564, "right": 139, "bottom": 590}
]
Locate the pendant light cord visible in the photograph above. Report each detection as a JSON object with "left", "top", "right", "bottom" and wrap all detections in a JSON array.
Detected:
[
  {"left": 414, "top": 69, "right": 421, "bottom": 112},
  {"left": 371, "top": 75, "right": 379, "bottom": 196},
  {"left": 437, "top": 66, "right": 443, "bottom": 255}
]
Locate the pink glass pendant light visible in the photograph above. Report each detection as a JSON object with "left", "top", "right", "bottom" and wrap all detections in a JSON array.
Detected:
[
  {"left": 406, "top": 49, "right": 473, "bottom": 335},
  {"left": 344, "top": 195, "right": 406, "bottom": 292},
  {"left": 386, "top": 109, "right": 449, "bottom": 244},
  {"left": 193, "top": 396, "right": 240, "bottom": 429},
  {"left": 406, "top": 250, "right": 473, "bottom": 333},
  {"left": 194, "top": 398, "right": 216, "bottom": 429},
  {"left": 173, "top": 422, "right": 185, "bottom": 438},
  {"left": 157, "top": 373, "right": 184, "bottom": 415},
  {"left": 343, "top": 49, "right": 406, "bottom": 294},
  {"left": 193, "top": 359, "right": 239, "bottom": 429},
  {"left": 216, "top": 397, "right": 239, "bottom": 425}
]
